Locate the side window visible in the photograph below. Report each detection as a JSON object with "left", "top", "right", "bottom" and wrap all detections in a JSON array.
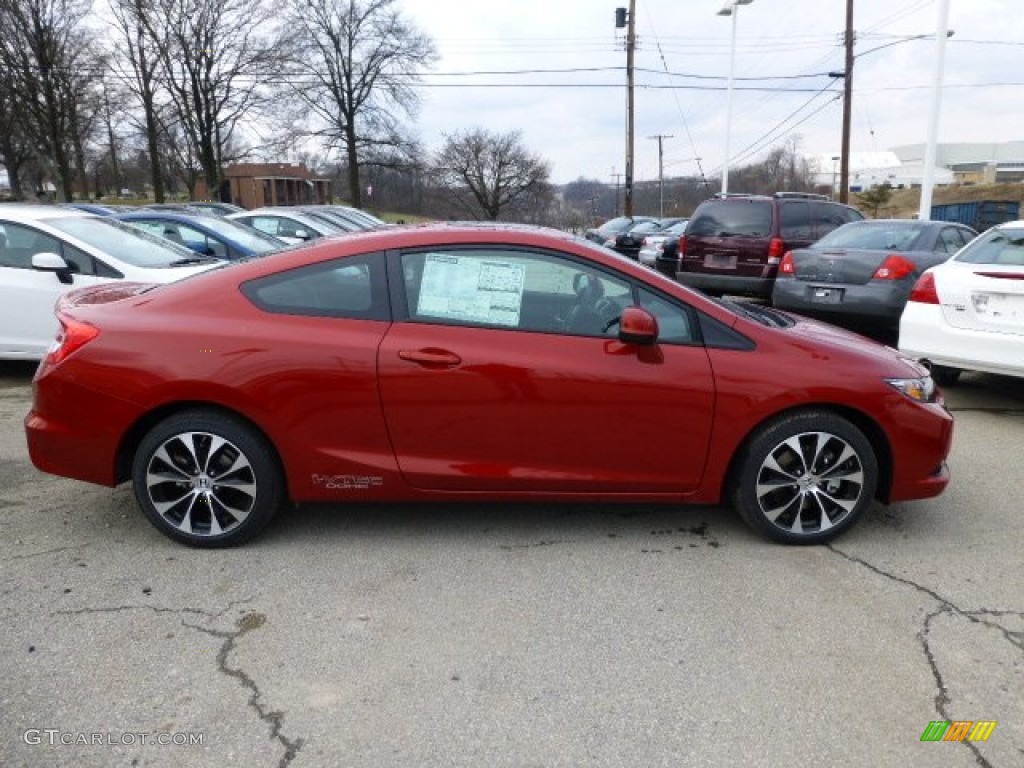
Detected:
[
  {"left": 177, "top": 224, "right": 227, "bottom": 259},
  {"left": 276, "top": 218, "right": 315, "bottom": 239},
  {"left": 637, "top": 289, "right": 698, "bottom": 345},
  {"left": 60, "top": 243, "right": 95, "bottom": 275},
  {"left": 125, "top": 220, "right": 166, "bottom": 238},
  {"left": 400, "top": 248, "right": 632, "bottom": 338},
  {"left": 244, "top": 217, "right": 280, "bottom": 237},
  {"left": 937, "top": 228, "right": 964, "bottom": 255},
  {"left": 956, "top": 228, "right": 975, "bottom": 248},
  {"left": 0, "top": 223, "right": 62, "bottom": 269},
  {"left": 842, "top": 206, "right": 865, "bottom": 224},
  {"left": 779, "top": 202, "right": 812, "bottom": 240},
  {"left": 811, "top": 202, "right": 856, "bottom": 239},
  {"left": 241, "top": 253, "right": 388, "bottom": 320}
]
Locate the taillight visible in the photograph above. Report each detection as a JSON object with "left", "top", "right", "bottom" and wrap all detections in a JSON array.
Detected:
[
  {"left": 872, "top": 254, "right": 916, "bottom": 280},
  {"left": 46, "top": 316, "right": 99, "bottom": 365},
  {"left": 678, "top": 235, "right": 687, "bottom": 255},
  {"left": 768, "top": 237, "right": 785, "bottom": 260},
  {"left": 778, "top": 252, "right": 796, "bottom": 276},
  {"left": 907, "top": 272, "right": 940, "bottom": 304}
]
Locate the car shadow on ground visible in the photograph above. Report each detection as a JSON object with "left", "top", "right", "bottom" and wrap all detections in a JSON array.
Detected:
[
  {"left": 254, "top": 501, "right": 750, "bottom": 552},
  {"left": 0, "top": 361, "right": 39, "bottom": 389}
]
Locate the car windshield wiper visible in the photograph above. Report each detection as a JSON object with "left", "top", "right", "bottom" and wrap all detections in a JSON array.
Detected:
[{"left": 168, "top": 256, "right": 217, "bottom": 267}]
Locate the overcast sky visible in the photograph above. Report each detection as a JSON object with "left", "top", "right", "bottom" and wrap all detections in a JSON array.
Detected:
[{"left": 400, "top": 0, "right": 1023, "bottom": 185}]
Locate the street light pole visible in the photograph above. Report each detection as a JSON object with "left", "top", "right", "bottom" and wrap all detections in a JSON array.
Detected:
[
  {"left": 717, "top": 0, "right": 754, "bottom": 196},
  {"left": 919, "top": 0, "right": 952, "bottom": 221}
]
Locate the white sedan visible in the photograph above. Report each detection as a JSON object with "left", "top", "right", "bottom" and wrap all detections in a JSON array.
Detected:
[
  {"left": 0, "top": 205, "right": 220, "bottom": 361},
  {"left": 899, "top": 220, "right": 1024, "bottom": 384},
  {"left": 226, "top": 207, "right": 352, "bottom": 244}
]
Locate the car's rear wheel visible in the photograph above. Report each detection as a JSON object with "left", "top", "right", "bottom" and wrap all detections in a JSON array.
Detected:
[
  {"left": 732, "top": 411, "right": 878, "bottom": 544},
  {"left": 131, "top": 410, "right": 283, "bottom": 547}
]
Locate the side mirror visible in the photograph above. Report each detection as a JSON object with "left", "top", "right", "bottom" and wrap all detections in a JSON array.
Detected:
[
  {"left": 32, "top": 252, "right": 73, "bottom": 284},
  {"left": 293, "top": 229, "right": 312, "bottom": 241},
  {"left": 618, "top": 305, "right": 659, "bottom": 345}
]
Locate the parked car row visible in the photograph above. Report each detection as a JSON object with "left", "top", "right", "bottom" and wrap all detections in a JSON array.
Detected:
[
  {"left": 0, "top": 202, "right": 386, "bottom": 361},
  {"left": 632, "top": 191, "right": 1021, "bottom": 384}
]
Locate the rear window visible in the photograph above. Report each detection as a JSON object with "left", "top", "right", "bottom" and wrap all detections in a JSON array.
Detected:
[
  {"left": 687, "top": 201, "right": 772, "bottom": 237},
  {"left": 815, "top": 221, "right": 927, "bottom": 251},
  {"left": 954, "top": 226, "right": 1024, "bottom": 265}
]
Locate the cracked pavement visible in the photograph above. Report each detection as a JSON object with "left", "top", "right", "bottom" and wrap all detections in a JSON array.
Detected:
[{"left": 1, "top": 362, "right": 1022, "bottom": 767}]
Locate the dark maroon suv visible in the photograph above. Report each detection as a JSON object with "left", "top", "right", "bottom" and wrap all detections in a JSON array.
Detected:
[{"left": 676, "top": 193, "right": 863, "bottom": 298}]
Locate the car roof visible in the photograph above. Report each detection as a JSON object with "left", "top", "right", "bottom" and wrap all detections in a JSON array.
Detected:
[
  {"left": 118, "top": 211, "right": 218, "bottom": 226},
  {"left": 236, "top": 207, "right": 323, "bottom": 216},
  {"left": 0, "top": 204, "right": 91, "bottom": 222}
]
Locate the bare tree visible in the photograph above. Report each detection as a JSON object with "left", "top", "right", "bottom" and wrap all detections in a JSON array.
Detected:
[
  {"left": 107, "top": 0, "right": 170, "bottom": 200},
  {"left": 433, "top": 128, "right": 552, "bottom": 222},
  {"left": 0, "top": 0, "right": 96, "bottom": 200},
  {"left": 136, "top": 0, "right": 291, "bottom": 198},
  {"left": 0, "top": 89, "right": 35, "bottom": 199},
  {"left": 284, "top": 0, "right": 436, "bottom": 207},
  {"left": 728, "top": 137, "right": 815, "bottom": 196}
]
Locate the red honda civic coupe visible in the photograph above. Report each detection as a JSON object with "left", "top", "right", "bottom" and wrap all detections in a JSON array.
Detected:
[{"left": 25, "top": 223, "right": 953, "bottom": 547}]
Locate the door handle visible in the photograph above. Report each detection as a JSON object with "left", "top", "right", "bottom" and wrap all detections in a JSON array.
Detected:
[{"left": 397, "top": 348, "right": 463, "bottom": 367}]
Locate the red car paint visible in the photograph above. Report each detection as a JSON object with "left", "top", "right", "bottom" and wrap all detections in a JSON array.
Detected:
[{"left": 26, "top": 224, "right": 952, "bottom": 525}]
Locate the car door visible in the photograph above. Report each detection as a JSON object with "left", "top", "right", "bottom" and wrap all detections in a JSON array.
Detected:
[
  {"left": 377, "top": 245, "right": 716, "bottom": 494},
  {"left": 0, "top": 222, "right": 111, "bottom": 359}
]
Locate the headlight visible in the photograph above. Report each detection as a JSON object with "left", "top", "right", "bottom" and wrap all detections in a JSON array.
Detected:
[{"left": 885, "top": 376, "right": 936, "bottom": 403}]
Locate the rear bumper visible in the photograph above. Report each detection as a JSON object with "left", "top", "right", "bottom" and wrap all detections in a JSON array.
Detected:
[
  {"left": 676, "top": 271, "right": 773, "bottom": 298},
  {"left": 899, "top": 302, "right": 1024, "bottom": 379},
  {"left": 772, "top": 280, "right": 908, "bottom": 324},
  {"left": 25, "top": 367, "right": 138, "bottom": 487}
]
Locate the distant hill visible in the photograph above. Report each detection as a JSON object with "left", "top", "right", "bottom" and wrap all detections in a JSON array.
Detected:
[{"left": 869, "top": 182, "right": 1024, "bottom": 220}]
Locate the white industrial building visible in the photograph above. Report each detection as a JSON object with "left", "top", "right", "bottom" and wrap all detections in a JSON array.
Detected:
[{"left": 810, "top": 141, "right": 1024, "bottom": 193}]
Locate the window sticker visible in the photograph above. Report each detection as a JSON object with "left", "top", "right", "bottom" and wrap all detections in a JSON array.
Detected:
[{"left": 417, "top": 253, "right": 525, "bottom": 327}]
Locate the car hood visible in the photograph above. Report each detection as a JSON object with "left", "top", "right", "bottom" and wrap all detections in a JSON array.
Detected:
[{"left": 775, "top": 310, "right": 927, "bottom": 378}]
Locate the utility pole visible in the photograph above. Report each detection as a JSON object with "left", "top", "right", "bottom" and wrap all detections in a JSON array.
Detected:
[
  {"left": 839, "top": 0, "right": 854, "bottom": 204},
  {"left": 624, "top": 0, "right": 636, "bottom": 216},
  {"left": 610, "top": 168, "right": 623, "bottom": 216},
  {"left": 648, "top": 134, "right": 674, "bottom": 216}
]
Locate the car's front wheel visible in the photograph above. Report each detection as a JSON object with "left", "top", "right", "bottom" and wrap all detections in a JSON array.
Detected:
[
  {"left": 732, "top": 411, "right": 878, "bottom": 544},
  {"left": 131, "top": 410, "right": 284, "bottom": 547}
]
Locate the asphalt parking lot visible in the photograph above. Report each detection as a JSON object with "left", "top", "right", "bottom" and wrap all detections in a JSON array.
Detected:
[{"left": 1, "top": 360, "right": 1022, "bottom": 768}]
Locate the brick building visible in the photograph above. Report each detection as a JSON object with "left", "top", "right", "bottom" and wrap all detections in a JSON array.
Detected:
[{"left": 195, "top": 163, "right": 332, "bottom": 209}]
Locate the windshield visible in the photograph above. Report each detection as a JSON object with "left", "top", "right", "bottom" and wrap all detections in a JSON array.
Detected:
[
  {"left": 302, "top": 211, "right": 355, "bottom": 232},
  {"left": 45, "top": 216, "right": 203, "bottom": 268},
  {"left": 193, "top": 216, "right": 284, "bottom": 253},
  {"left": 687, "top": 201, "right": 772, "bottom": 237},
  {"left": 815, "top": 221, "right": 926, "bottom": 251},
  {"left": 954, "top": 225, "right": 1024, "bottom": 265},
  {"left": 332, "top": 207, "right": 385, "bottom": 227},
  {"left": 597, "top": 216, "right": 638, "bottom": 236},
  {"left": 628, "top": 221, "right": 662, "bottom": 235}
]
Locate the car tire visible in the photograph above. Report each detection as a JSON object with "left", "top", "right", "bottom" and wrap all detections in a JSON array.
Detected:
[
  {"left": 131, "top": 410, "right": 284, "bottom": 547},
  {"left": 731, "top": 410, "right": 878, "bottom": 545},
  {"left": 930, "top": 365, "right": 962, "bottom": 387}
]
